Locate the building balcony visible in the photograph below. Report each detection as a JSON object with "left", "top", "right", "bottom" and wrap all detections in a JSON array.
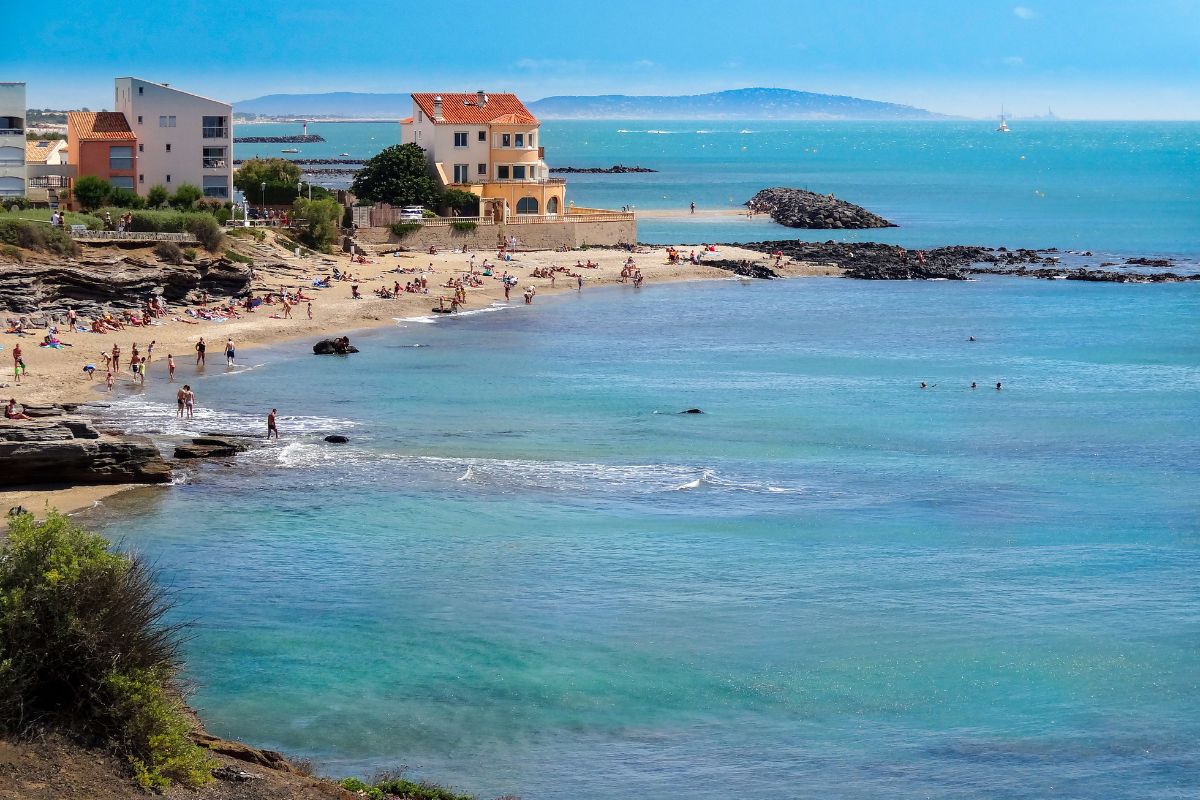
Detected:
[
  {"left": 202, "top": 158, "right": 228, "bottom": 169},
  {"left": 0, "top": 128, "right": 24, "bottom": 137},
  {"left": 202, "top": 127, "right": 229, "bottom": 139}
]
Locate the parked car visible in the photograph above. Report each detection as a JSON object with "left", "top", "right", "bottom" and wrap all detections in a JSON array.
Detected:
[{"left": 399, "top": 206, "right": 425, "bottom": 220}]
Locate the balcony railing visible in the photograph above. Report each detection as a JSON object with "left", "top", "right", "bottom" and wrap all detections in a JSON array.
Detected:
[
  {"left": 202, "top": 127, "right": 229, "bottom": 139},
  {"left": 0, "top": 129, "right": 23, "bottom": 137},
  {"left": 202, "top": 158, "right": 228, "bottom": 169},
  {"left": 482, "top": 178, "right": 567, "bottom": 186}
]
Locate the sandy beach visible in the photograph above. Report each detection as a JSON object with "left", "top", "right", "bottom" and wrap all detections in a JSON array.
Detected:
[{"left": 1, "top": 234, "right": 839, "bottom": 519}]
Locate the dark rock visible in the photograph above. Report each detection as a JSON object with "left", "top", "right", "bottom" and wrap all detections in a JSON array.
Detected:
[
  {"left": 680, "top": 409, "right": 704, "bottom": 414},
  {"left": 313, "top": 337, "right": 359, "bottom": 355},
  {"left": 0, "top": 417, "right": 171, "bottom": 486},
  {"left": 1126, "top": 257, "right": 1172, "bottom": 267},
  {"left": 212, "top": 765, "right": 264, "bottom": 782},
  {"left": 550, "top": 165, "right": 658, "bottom": 174},
  {"left": 324, "top": 435, "right": 349, "bottom": 444},
  {"left": 174, "top": 444, "right": 239, "bottom": 459},
  {"left": 746, "top": 187, "right": 895, "bottom": 229},
  {"left": 703, "top": 259, "right": 778, "bottom": 279},
  {"left": 189, "top": 436, "right": 250, "bottom": 452},
  {"left": 232, "top": 134, "right": 325, "bottom": 143}
]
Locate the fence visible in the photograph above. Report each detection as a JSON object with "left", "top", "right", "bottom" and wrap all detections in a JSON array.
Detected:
[{"left": 70, "top": 230, "right": 199, "bottom": 244}]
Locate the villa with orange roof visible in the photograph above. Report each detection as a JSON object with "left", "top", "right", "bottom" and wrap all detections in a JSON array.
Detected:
[
  {"left": 66, "top": 111, "right": 137, "bottom": 197},
  {"left": 399, "top": 91, "right": 565, "bottom": 220}
]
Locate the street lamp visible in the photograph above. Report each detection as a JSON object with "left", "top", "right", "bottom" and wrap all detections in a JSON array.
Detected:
[{"left": 260, "top": 182, "right": 266, "bottom": 212}]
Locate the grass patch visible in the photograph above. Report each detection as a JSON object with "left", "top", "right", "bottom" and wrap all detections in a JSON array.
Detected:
[
  {"left": 1, "top": 244, "right": 21, "bottom": 262},
  {"left": 227, "top": 227, "right": 267, "bottom": 242},
  {"left": 0, "top": 207, "right": 101, "bottom": 229},
  {"left": 340, "top": 774, "right": 475, "bottom": 800},
  {"left": 0, "top": 511, "right": 216, "bottom": 788},
  {"left": 0, "top": 218, "right": 80, "bottom": 257},
  {"left": 389, "top": 222, "right": 422, "bottom": 238},
  {"left": 223, "top": 248, "right": 252, "bottom": 264}
]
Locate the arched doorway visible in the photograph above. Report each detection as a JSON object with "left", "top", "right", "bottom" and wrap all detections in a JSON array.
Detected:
[
  {"left": 516, "top": 196, "right": 539, "bottom": 215},
  {"left": 546, "top": 196, "right": 560, "bottom": 215}
]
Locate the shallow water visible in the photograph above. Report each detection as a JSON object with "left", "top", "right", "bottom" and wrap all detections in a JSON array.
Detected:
[{"left": 93, "top": 277, "right": 1200, "bottom": 799}]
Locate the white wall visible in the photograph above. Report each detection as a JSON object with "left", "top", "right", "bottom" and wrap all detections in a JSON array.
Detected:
[
  {"left": 114, "top": 78, "right": 232, "bottom": 199},
  {"left": 0, "top": 82, "right": 26, "bottom": 197}
]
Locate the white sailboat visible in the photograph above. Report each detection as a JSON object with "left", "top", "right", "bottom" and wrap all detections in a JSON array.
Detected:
[{"left": 997, "top": 107, "right": 1011, "bottom": 133}]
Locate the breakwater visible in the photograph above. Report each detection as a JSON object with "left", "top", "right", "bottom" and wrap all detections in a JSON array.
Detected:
[{"left": 233, "top": 135, "right": 326, "bottom": 144}]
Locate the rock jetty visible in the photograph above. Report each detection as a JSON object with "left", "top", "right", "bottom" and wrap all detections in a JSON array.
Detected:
[
  {"left": 233, "top": 158, "right": 365, "bottom": 165},
  {"left": 746, "top": 188, "right": 896, "bottom": 229},
  {"left": 550, "top": 165, "right": 658, "bottom": 174},
  {"left": 0, "top": 256, "right": 251, "bottom": 314},
  {"left": 313, "top": 336, "right": 358, "bottom": 355},
  {"left": 0, "top": 415, "right": 171, "bottom": 487},
  {"left": 232, "top": 134, "right": 325, "bottom": 144}
]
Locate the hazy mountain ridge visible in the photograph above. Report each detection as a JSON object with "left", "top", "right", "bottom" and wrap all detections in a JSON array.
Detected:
[{"left": 234, "top": 88, "right": 949, "bottom": 120}]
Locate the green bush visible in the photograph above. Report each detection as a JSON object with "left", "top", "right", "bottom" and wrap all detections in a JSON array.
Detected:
[
  {"left": 339, "top": 774, "right": 474, "bottom": 800},
  {"left": 441, "top": 188, "right": 480, "bottom": 216},
  {"left": 3, "top": 197, "right": 33, "bottom": 211},
  {"left": 0, "top": 218, "right": 79, "bottom": 256},
  {"left": 186, "top": 214, "right": 224, "bottom": 253},
  {"left": 0, "top": 512, "right": 214, "bottom": 788},
  {"left": 107, "top": 188, "right": 145, "bottom": 209},
  {"left": 1, "top": 243, "right": 22, "bottom": 262},
  {"left": 146, "top": 184, "right": 170, "bottom": 209},
  {"left": 154, "top": 240, "right": 184, "bottom": 264},
  {"left": 390, "top": 222, "right": 421, "bottom": 238},
  {"left": 293, "top": 197, "right": 342, "bottom": 252},
  {"left": 73, "top": 175, "right": 111, "bottom": 211},
  {"left": 223, "top": 248, "right": 252, "bottom": 264},
  {"left": 182, "top": 247, "right": 198, "bottom": 261},
  {"left": 170, "top": 184, "right": 203, "bottom": 209},
  {"left": 450, "top": 220, "right": 477, "bottom": 233}
]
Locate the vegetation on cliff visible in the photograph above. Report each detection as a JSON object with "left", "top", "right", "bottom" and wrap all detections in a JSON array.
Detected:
[{"left": 0, "top": 511, "right": 216, "bottom": 789}]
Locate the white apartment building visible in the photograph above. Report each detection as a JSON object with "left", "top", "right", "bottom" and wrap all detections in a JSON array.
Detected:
[
  {"left": 0, "top": 82, "right": 26, "bottom": 197},
  {"left": 113, "top": 77, "right": 232, "bottom": 199}
]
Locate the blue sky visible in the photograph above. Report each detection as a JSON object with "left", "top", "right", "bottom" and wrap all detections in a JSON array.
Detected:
[{"left": 13, "top": 0, "right": 1200, "bottom": 119}]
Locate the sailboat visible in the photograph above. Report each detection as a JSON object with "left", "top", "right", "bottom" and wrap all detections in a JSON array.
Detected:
[{"left": 997, "top": 107, "right": 1011, "bottom": 133}]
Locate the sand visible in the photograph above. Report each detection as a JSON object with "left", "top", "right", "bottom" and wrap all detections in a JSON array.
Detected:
[{"left": 0, "top": 231, "right": 839, "bottom": 519}]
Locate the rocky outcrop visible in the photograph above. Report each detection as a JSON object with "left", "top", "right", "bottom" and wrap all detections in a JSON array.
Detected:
[
  {"left": 703, "top": 259, "right": 779, "bottom": 279},
  {"left": 173, "top": 436, "right": 252, "bottom": 460},
  {"left": 0, "top": 417, "right": 171, "bottom": 486},
  {"left": 0, "top": 256, "right": 252, "bottom": 314},
  {"left": 550, "top": 165, "right": 658, "bottom": 173},
  {"left": 232, "top": 135, "right": 325, "bottom": 143},
  {"left": 746, "top": 188, "right": 896, "bottom": 229},
  {"left": 313, "top": 337, "right": 358, "bottom": 355},
  {"left": 971, "top": 266, "right": 1200, "bottom": 283}
]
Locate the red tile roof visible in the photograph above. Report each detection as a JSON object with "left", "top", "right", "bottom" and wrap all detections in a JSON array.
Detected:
[
  {"left": 68, "top": 111, "right": 136, "bottom": 141},
  {"left": 412, "top": 93, "right": 538, "bottom": 126},
  {"left": 399, "top": 116, "right": 413, "bottom": 124},
  {"left": 25, "top": 141, "right": 55, "bottom": 163}
]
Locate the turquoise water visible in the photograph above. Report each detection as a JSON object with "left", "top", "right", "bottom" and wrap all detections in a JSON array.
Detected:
[
  {"left": 236, "top": 120, "right": 1200, "bottom": 257},
  {"left": 94, "top": 277, "right": 1200, "bottom": 798}
]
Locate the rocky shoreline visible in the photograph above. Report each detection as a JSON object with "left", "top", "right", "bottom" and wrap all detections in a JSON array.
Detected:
[
  {"left": 232, "top": 134, "right": 325, "bottom": 144},
  {"left": 746, "top": 187, "right": 896, "bottom": 229},
  {"left": 550, "top": 165, "right": 658, "bottom": 174}
]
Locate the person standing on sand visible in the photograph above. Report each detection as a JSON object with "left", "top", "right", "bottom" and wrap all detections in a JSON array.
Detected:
[
  {"left": 577, "top": 275, "right": 583, "bottom": 291},
  {"left": 176, "top": 385, "right": 186, "bottom": 417},
  {"left": 167, "top": 354, "right": 175, "bottom": 382},
  {"left": 690, "top": 201, "right": 696, "bottom": 214},
  {"left": 225, "top": 338, "right": 236, "bottom": 367},
  {"left": 267, "top": 408, "right": 278, "bottom": 439},
  {"left": 146, "top": 340, "right": 155, "bottom": 363},
  {"left": 307, "top": 302, "right": 313, "bottom": 320},
  {"left": 282, "top": 297, "right": 292, "bottom": 319},
  {"left": 195, "top": 337, "right": 206, "bottom": 366},
  {"left": 106, "top": 370, "right": 114, "bottom": 391},
  {"left": 504, "top": 283, "right": 511, "bottom": 301}
]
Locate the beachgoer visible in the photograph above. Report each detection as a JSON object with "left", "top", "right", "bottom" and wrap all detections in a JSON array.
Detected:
[
  {"left": 996, "top": 382, "right": 1003, "bottom": 391},
  {"left": 146, "top": 340, "right": 155, "bottom": 362},
  {"left": 195, "top": 337, "right": 206, "bottom": 366},
  {"left": 577, "top": 275, "right": 583, "bottom": 291},
  {"left": 167, "top": 354, "right": 176, "bottom": 381},
  {"left": 176, "top": 386, "right": 186, "bottom": 417},
  {"left": 183, "top": 385, "right": 195, "bottom": 419},
  {"left": 4, "top": 399, "right": 31, "bottom": 420},
  {"left": 225, "top": 338, "right": 235, "bottom": 366},
  {"left": 105, "top": 370, "right": 114, "bottom": 391},
  {"left": 307, "top": 302, "right": 313, "bottom": 320},
  {"left": 920, "top": 382, "right": 928, "bottom": 389},
  {"left": 83, "top": 364, "right": 95, "bottom": 379},
  {"left": 690, "top": 201, "right": 696, "bottom": 214},
  {"left": 267, "top": 408, "right": 278, "bottom": 439},
  {"left": 970, "top": 382, "right": 978, "bottom": 389}
]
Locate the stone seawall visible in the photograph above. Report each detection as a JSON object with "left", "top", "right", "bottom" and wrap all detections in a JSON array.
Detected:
[{"left": 357, "top": 218, "right": 637, "bottom": 252}]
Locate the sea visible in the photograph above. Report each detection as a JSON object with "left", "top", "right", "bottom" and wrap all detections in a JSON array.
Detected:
[{"left": 83, "top": 120, "right": 1200, "bottom": 799}]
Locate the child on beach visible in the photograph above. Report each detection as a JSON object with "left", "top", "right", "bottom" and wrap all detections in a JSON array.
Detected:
[
  {"left": 105, "top": 370, "right": 114, "bottom": 391},
  {"left": 167, "top": 354, "right": 175, "bottom": 381},
  {"left": 307, "top": 302, "right": 313, "bottom": 320}
]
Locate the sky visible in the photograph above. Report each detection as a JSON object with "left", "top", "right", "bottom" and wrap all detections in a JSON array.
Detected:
[{"left": 10, "top": 0, "right": 1200, "bottom": 119}]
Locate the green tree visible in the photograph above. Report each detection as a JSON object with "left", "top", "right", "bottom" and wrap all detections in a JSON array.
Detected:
[
  {"left": 293, "top": 197, "right": 343, "bottom": 252},
  {"left": 169, "top": 184, "right": 203, "bottom": 209},
  {"left": 441, "top": 188, "right": 480, "bottom": 216},
  {"left": 108, "top": 187, "right": 145, "bottom": 209},
  {"left": 350, "top": 143, "right": 441, "bottom": 208},
  {"left": 73, "top": 175, "right": 111, "bottom": 211},
  {"left": 146, "top": 184, "right": 170, "bottom": 208},
  {"left": 233, "top": 157, "right": 301, "bottom": 195}
]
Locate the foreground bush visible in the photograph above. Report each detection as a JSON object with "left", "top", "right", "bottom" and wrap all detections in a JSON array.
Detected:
[
  {"left": 0, "top": 512, "right": 216, "bottom": 788},
  {"left": 154, "top": 240, "right": 184, "bottom": 265},
  {"left": 339, "top": 775, "right": 475, "bottom": 800},
  {"left": 0, "top": 218, "right": 80, "bottom": 256}
]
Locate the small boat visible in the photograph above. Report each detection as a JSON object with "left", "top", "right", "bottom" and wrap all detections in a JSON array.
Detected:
[
  {"left": 997, "top": 107, "right": 1011, "bottom": 133},
  {"left": 338, "top": 152, "right": 350, "bottom": 157},
  {"left": 281, "top": 147, "right": 300, "bottom": 153}
]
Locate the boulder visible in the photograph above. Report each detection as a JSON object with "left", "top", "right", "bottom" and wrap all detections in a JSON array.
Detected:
[
  {"left": 0, "top": 417, "right": 171, "bottom": 486},
  {"left": 324, "top": 435, "right": 349, "bottom": 444},
  {"left": 174, "top": 436, "right": 251, "bottom": 459},
  {"left": 313, "top": 337, "right": 359, "bottom": 355}
]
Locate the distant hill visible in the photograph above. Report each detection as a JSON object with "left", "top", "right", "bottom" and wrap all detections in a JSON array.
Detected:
[
  {"left": 234, "top": 92, "right": 412, "bottom": 118},
  {"left": 234, "top": 87, "right": 950, "bottom": 121},
  {"left": 528, "top": 88, "right": 950, "bottom": 120}
]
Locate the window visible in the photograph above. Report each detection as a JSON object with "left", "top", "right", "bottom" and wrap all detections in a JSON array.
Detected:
[
  {"left": 515, "top": 133, "right": 524, "bottom": 148},
  {"left": 202, "top": 116, "right": 228, "bottom": 138},
  {"left": 166, "top": 174, "right": 171, "bottom": 183},
  {"left": 453, "top": 131, "right": 468, "bottom": 147},
  {"left": 203, "top": 146, "right": 226, "bottom": 169},
  {"left": 512, "top": 165, "right": 526, "bottom": 180},
  {"left": 516, "top": 197, "right": 538, "bottom": 214},
  {"left": 452, "top": 164, "right": 469, "bottom": 183},
  {"left": 138, "top": 86, "right": 143, "bottom": 95},
  {"left": 108, "top": 146, "right": 133, "bottom": 171},
  {"left": 158, "top": 115, "right": 176, "bottom": 127},
  {"left": 547, "top": 196, "right": 560, "bottom": 214},
  {"left": 109, "top": 176, "right": 134, "bottom": 190},
  {"left": 139, "top": 174, "right": 144, "bottom": 184},
  {"left": 477, "top": 130, "right": 486, "bottom": 142},
  {"left": 497, "top": 165, "right": 510, "bottom": 180},
  {"left": 165, "top": 143, "right": 171, "bottom": 153},
  {"left": 202, "top": 176, "right": 229, "bottom": 198},
  {"left": 137, "top": 115, "right": 143, "bottom": 125},
  {"left": 416, "top": 130, "right": 421, "bottom": 139},
  {"left": 502, "top": 133, "right": 511, "bottom": 147},
  {"left": 477, "top": 163, "right": 486, "bottom": 176},
  {"left": 138, "top": 143, "right": 143, "bottom": 152}
]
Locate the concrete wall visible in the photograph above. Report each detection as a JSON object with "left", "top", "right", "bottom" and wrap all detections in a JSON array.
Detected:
[
  {"left": 357, "top": 217, "right": 636, "bottom": 252},
  {"left": 114, "top": 78, "right": 232, "bottom": 199},
  {"left": 0, "top": 82, "right": 26, "bottom": 197}
]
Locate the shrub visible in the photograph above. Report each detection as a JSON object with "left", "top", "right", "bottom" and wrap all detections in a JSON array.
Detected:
[
  {"left": 108, "top": 188, "right": 145, "bottom": 209},
  {"left": 441, "top": 188, "right": 479, "bottom": 216},
  {"left": 154, "top": 240, "right": 184, "bottom": 264},
  {"left": 193, "top": 197, "right": 224, "bottom": 216},
  {"left": 450, "top": 220, "right": 477, "bottom": 233},
  {"left": 74, "top": 175, "right": 111, "bottom": 211},
  {"left": 186, "top": 215, "right": 224, "bottom": 253},
  {"left": 223, "top": 248, "right": 251, "bottom": 264},
  {"left": 182, "top": 247, "right": 198, "bottom": 261},
  {"left": 1, "top": 243, "right": 22, "bottom": 262},
  {"left": 146, "top": 184, "right": 170, "bottom": 209},
  {"left": 0, "top": 512, "right": 214, "bottom": 788},
  {"left": 390, "top": 222, "right": 421, "bottom": 238},
  {"left": 0, "top": 219, "right": 79, "bottom": 257},
  {"left": 339, "top": 774, "right": 474, "bottom": 800},
  {"left": 169, "top": 184, "right": 203, "bottom": 209},
  {"left": 292, "top": 197, "right": 342, "bottom": 252},
  {"left": 228, "top": 227, "right": 266, "bottom": 242}
]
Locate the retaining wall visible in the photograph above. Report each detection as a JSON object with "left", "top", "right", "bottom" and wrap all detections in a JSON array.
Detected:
[{"left": 357, "top": 217, "right": 636, "bottom": 252}]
